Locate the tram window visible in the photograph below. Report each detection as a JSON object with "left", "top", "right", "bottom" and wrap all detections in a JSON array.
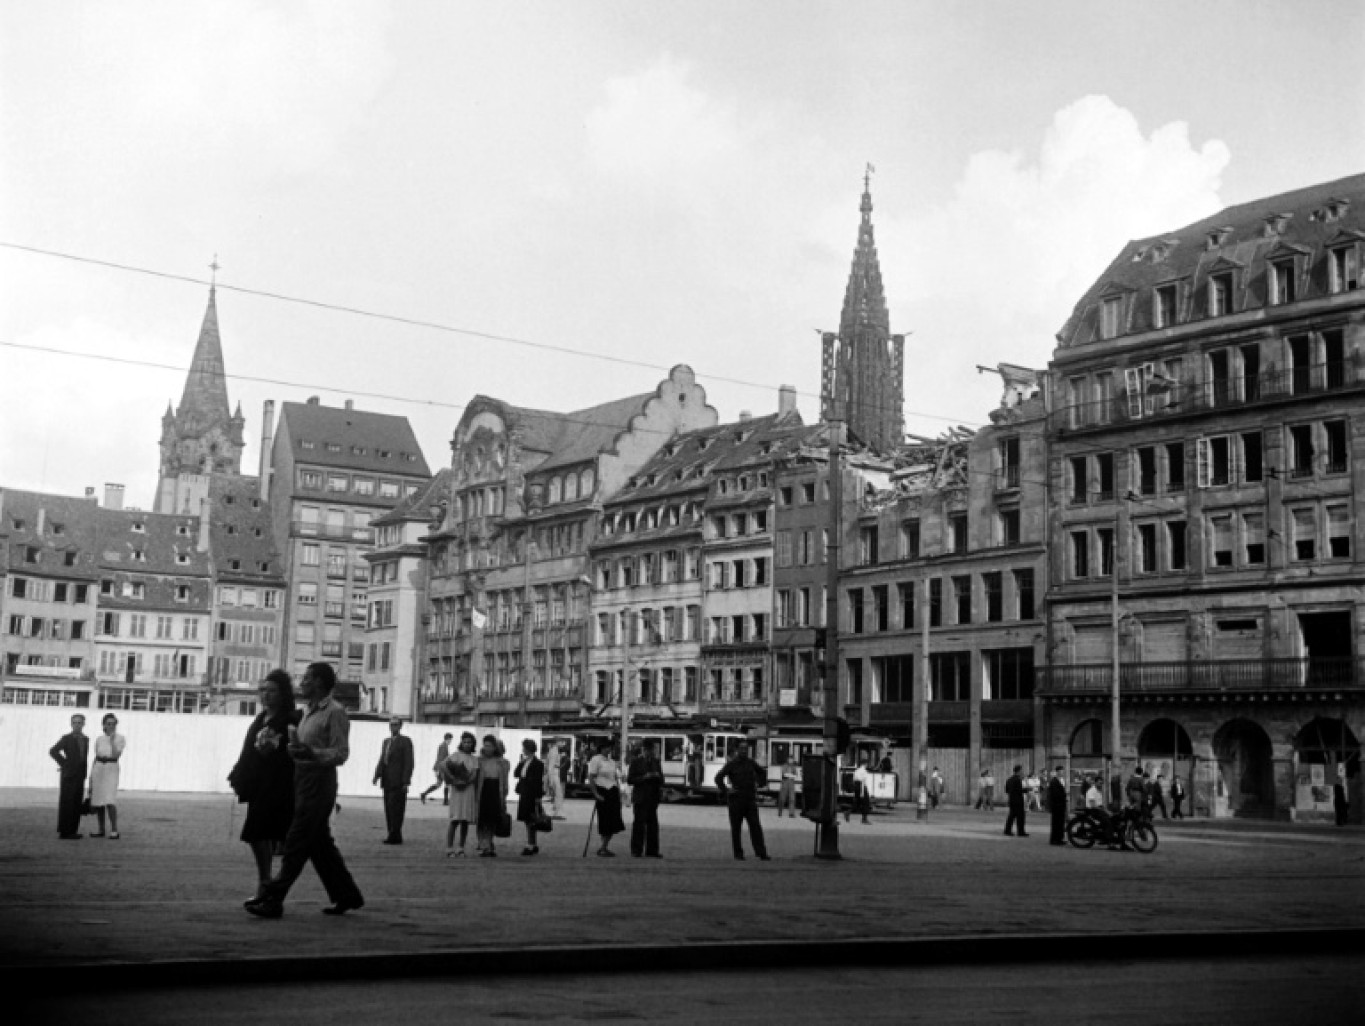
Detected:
[
  {"left": 705, "top": 737, "right": 717, "bottom": 761},
  {"left": 724, "top": 736, "right": 746, "bottom": 759},
  {"left": 663, "top": 738, "right": 686, "bottom": 762},
  {"left": 772, "top": 742, "right": 792, "bottom": 765}
]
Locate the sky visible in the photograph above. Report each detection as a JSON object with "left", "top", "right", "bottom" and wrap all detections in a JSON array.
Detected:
[{"left": 2, "top": 0, "right": 1362, "bottom": 505}]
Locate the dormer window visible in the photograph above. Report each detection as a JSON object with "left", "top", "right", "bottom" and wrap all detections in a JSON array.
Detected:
[
  {"left": 131, "top": 521, "right": 145, "bottom": 534},
  {"left": 1209, "top": 272, "right": 1234, "bottom": 317},
  {"left": 1154, "top": 284, "right": 1178, "bottom": 328},
  {"left": 1099, "top": 296, "right": 1124, "bottom": 340},
  {"left": 1270, "top": 259, "right": 1296, "bottom": 305},
  {"left": 301, "top": 440, "right": 316, "bottom": 450},
  {"left": 1206, "top": 226, "right": 1231, "bottom": 251},
  {"left": 176, "top": 554, "right": 190, "bottom": 565},
  {"left": 175, "top": 525, "right": 190, "bottom": 536},
  {"left": 1263, "top": 213, "right": 1291, "bottom": 237},
  {"left": 1330, "top": 244, "right": 1359, "bottom": 294},
  {"left": 325, "top": 442, "right": 342, "bottom": 452}
]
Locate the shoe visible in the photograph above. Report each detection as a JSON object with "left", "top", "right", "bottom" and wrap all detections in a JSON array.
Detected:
[
  {"left": 597, "top": 849, "right": 615, "bottom": 858},
  {"left": 109, "top": 832, "right": 119, "bottom": 840},
  {"left": 522, "top": 847, "right": 536, "bottom": 856},
  {"left": 1019, "top": 833, "right": 1030, "bottom": 838},
  {"left": 59, "top": 833, "right": 82, "bottom": 840},
  {"left": 757, "top": 855, "right": 771, "bottom": 861},
  {"left": 480, "top": 849, "right": 497, "bottom": 858},
  {"left": 646, "top": 854, "right": 663, "bottom": 859},
  {"left": 322, "top": 898, "right": 364, "bottom": 916},
  {"left": 90, "top": 832, "right": 106, "bottom": 838},
  {"left": 1004, "top": 832, "right": 1014, "bottom": 836},
  {"left": 733, "top": 853, "right": 745, "bottom": 860},
  {"left": 246, "top": 899, "right": 283, "bottom": 919}
]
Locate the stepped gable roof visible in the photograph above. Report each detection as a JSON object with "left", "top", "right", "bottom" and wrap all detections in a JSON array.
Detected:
[
  {"left": 208, "top": 476, "right": 284, "bottom": 584},
  {"left": 280, "top": 401, "right": 431, "bottom": 477},
  {"left": 607, "top": 412, "right": 817, "bottom": 505},
  {"left": 371, "top": 468, "right": 452, "bottom": 527},
  {"left": 0, "top": 488, "right": 102, "bottom": 580},
  {"left": 1058, "top": 172, "right": 1365, "bottom": 348},
  {"left": 512, "top": 392, "right": 657, "bottom": 473}
]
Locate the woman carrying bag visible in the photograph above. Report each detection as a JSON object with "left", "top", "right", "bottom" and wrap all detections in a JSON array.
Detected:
[
  {"left": 514, "top": 738, "right": 546, "bottom": 856},
  {"left": 475, "top": 735, "right": 510, "bottom": 857}
]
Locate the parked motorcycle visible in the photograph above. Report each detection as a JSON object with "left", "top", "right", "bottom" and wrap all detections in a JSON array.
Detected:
[{"left": 1065, "top": 805, "right": 1158, "bottom": 853}]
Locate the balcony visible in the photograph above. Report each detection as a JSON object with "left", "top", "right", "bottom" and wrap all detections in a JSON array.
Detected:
[{"left": 1037, "top": 658, "right": 1365, "bottom": 695}]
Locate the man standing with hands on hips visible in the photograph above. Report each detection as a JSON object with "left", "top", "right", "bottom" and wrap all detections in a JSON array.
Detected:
[
  {"left": 374, "top": 717, "right": 414, "bottom": 845},
  {"left": 247, "top": 662, "right": 364, "bottom": 919},
  {"left": 49, "top": 714, "right": 90, "bottom": 840},
  {"left": 714, "top": 740, "right": 770, "bottom": 861}
]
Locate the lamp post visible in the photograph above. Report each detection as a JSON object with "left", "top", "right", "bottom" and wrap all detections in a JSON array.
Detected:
[{"left": 817, "top": 417, "right": 844, "bottom": 859}]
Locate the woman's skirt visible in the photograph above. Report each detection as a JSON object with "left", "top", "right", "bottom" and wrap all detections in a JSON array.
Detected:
[
  {"left": 595, "top": 787, "right": 624, "bottom": 837},
  {"left": 476, "top": 778, "right": 504, "bottom": 832},
  {"left": 89, "top": 761, "right": 120, "bottom": 808}
]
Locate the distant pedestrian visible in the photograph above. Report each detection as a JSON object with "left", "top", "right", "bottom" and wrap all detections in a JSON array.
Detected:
[
  {"left": 777, "top": 752, "right": 799, "bottom": 818},
  {"left": 421, "top": 733, "right": 453, "bottom": 805},
  {"left": 475, "top": 735, "right": 510, "bottom": 858},
  {"left": 1025, "top": 770, "right": 1041, "bottom": 812},
  {"left": 544, "top": 742, "right": 565, "bottom": 818},
  {"left": 587, "top": 740, "right": 625, "bottom": 857},
  {"left": 1003, "top": 765, "right": 1028, "bottom": 837},
  {"left": 443, "top": 732, "right": 480, "bottom": 857},
  {"left": 1150, "top": 774, "right": 1169, "bottom": 820},
  {"left": 1048, "top": 766, "right": 1068, "bottom": 845},
  {"left": 628, "top": 738, "right": 664, "bottom": 857},
  {"left": 49, "top": 713, "right": 89, "bottom": 840},
  {"left": 852, "top": 755, "right": 873, "bottom": 824},
  {"left": 984, "top": 770, "right": 996, "bottom": 811},
  {"left": 714, "top": 740, "right": 770, "bottom": 860},
  {"left": 974, "top": 769, "right": 987, "bottom": 809},
  {"left": 229, "top": 670, "right": 302, "bottom": 902},
  {"left": 373, "top": 717, "right": 414, "bottom": 845},
  {"left": 89, "top": 713, "right": 126, "bottom": 839},
  {"left": 1085, "top": 775, "right": 1104, "bottom": 810},
  {"left": 247, "top": 662, "right": 364, "bottom": 919},
  {"left": 1334, "top": 760, "right": 1349, "bottom": 827},
  {"left": 929, "top": 767, "right": 943, "bottom": 809},
  {"left": 1169, "top": 775, "right": 1186, "bottom": 819},
  {"left": 1126, "top": 767, "right": 1147, "bottom": 810},
  {"left": 514, "top": 738, "right": 545, "bottom": 856}
]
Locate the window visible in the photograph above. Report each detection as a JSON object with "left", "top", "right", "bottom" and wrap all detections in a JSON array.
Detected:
[
  {"left": 1329, "top": 245, "right": 1359, "bottom": 293},
  {"left": 1165, "top": 442, "right": 1186, "bottom": 492},
  {"left": 1243, "top": 512, "right": 1266, "bottom": 565},
  {"left": 1197, "top": 436, "right": 1232, "bottom": 487},
  {"left": 929, "top": 652, "right": 970, "bottom": 701},
  {"left": 298, "top": 582, "right": 318, "bottom": 606},
  {"left": 1069, "top": 456, "right": 1088, "bottom": 504},
  {"left": 1097, "top": 527, "right": 1114, "bottom": 577},
  {"left": 1208, "top": 514, "right": 1234, "bottom": 567},
  {"left": 846, "top": 659, "right": 863, "bottom": 707},
  {"left": 1070, "top": 531, "right": 1090, "bottom": 579},
  {"left": 1241, "top": 432, "right": 1263, "bottom": 483},
  {"left": 1154, "top": 284, "right": 1178, "bottom": 328},
  {"left": 1014, "top": 569, "right": 1035, "bottom": 620},
  {"left": 859, "top": 526, "right": 879, "bottom": 566},
  {"left": 128, "top": 614, "right": 146, "bottom": 638},
  {"left": 952, "top": 576, "right": 971, "bottom": 624},
  {"left": 1137, "top": 523, "right": 1158, "bottom": 573},
  {"left": 983, "top": 572, "right": 1003, "bottom": 622},
  {"left": 801, "top": 482, "right": 816, "bottom": 503},
  {"left": 300, "top": 470, "right": 322, "bottom": 490},
  {"left": 983, "top": 648, "right": 1035, "bottom": 701},
  {"left": 1209, "top": 271, "right": 1233, "bottom": 317},
  {"left": 1292, "top": 508, "right": 1316, "bottom": 561},
  {"left": 1167, "top": 521, "right": 1188, "bottom": 571},
  {"left": 1328, "top": 504, "right": 1351, "bottom": 559},
  {"left": 929, "top": 578, "right": 942, "bottom": 627},
  {"left": 900, "top": 519, "right": 920, "bottom": 559},
  {"left": 1325, "top": 420, "right": 1349, "bottom": 474},
  {"left": 296, "top": 623, "right": 316, "bottom": 645},
  {"left": 1135, "top": 447, "right": 1157, "bottom": 496},
  {"left": 302, "top": 543, "right": 320, "bottom": 566},
  {"left": 998, "top": 508, "right": 1020, "bottom": 547},
  {"left": 155, "top": 615, "right": 173, "bottom": 639},
  {"left": 379, "top": 481, "right": 399, "bottom": 499},
  {"left": 1289, "top": 425, "right": 1314, "bottom": 479},
  {"left": 778, "top": 486, "right": 793, "bottom": 506},
  {"left": 1095, "top": 453, "right": 1115, "bottom": 501},
  {"left": 848, "top": 589, "right": 864, "bottom": 634},
  {"left": 1270, "top": 259, "right": 1296, "bottom": 305},
  {"left": 775, "top": 530, "right": 792, "bottom": 567},
  {"left": 998, "top": 437, "right": 1020, "bottom": 488},
  {"left": 1100, "top": 296, "right": 1123, "bottom": 339},
  {"left": 948, "top": 513, "right": 968, "bottom": 553},
  {"left": 326, "top": 474, "right": 348, "bottom": 493},
  {"left": 899, "top": 582, "right": 916, "bottom": 630},
  {"left": 872, "top": 586, "right": 889, "bottom": 631}
]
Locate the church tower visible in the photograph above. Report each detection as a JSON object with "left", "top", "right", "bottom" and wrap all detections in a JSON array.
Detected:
[
  {"left": 821, "top": 173, "right": 905, "bottom": 452},
  {"left": 155, "top": 285, "right": 246, "bottom": 514}
]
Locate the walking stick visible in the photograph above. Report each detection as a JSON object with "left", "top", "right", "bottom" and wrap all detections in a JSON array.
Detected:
[{"left": 582, "top": 803, "right": 598, "bottom": 858}]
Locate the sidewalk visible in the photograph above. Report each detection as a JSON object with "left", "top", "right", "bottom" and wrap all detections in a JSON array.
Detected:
[{"left": 0, "top": 789, "right": 1361, "bottom": 974}]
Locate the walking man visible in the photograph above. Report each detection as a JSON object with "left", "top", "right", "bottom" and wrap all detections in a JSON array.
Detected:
[
  {"left": 1170, "top": 775, "right": 1186, "bottom": 819},
  {"left": 1150, "top": 774, "right": 1169, "bottom": 820},
  {"left": 714, "top": 740, "right": 770, "bottom": 861},
  {"left": 1003, "top": 764, "right": 1029, "bottom": 837},
  {"left": 421, "top": 733, "right": 453, "bottom": 805},
  {"left": 49, "top": 714, "right": 89, "bottom": 839},
  {"left": 248, "top": 662, "right": 364, "bottom": 919},
  {"left": 929, "top": 767, "right": 943, "bottom": 809},
  {"left": 373, "top": 717, "right": 414, "bottom": 844},
  {"left": 1048, "top": 766, "right": 1068, "bottom": 845},
  {"left": 777, "top": 753, "right": 799, "bottom": 818},
  {"left": 984, "top": 769, "right": 996, "bottom": 811},
  {"left": 627, "top": 738, "right": 664, "bottom": 857}
]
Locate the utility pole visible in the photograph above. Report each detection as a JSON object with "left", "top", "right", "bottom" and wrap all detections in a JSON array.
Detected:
[
  {"left": 817, "top": 417, "right": 844, "bottom": 859},
  {"left": 1109, "top": 502, "right": 1121, "bottom": 805},
  {"left": 519, "top": 529, "right": 533, "bottom": 728},
  {"left": 918, "top": 574, "right": 931, "bottom": 816}
]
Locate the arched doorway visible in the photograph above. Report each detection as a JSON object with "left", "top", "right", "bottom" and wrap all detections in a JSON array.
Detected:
[
  {"left": 1212, "top": 719, "right": 1275, "bottom": 818},
  {"left": 1137, "top": 717, "right": 1194, "bottom": 794},
  {"left": 1067, "top": 718, "right": 1107, "bottom": 808},
  {"left": 1292, "top": 718, "right": 1361, "bottom": 820}
]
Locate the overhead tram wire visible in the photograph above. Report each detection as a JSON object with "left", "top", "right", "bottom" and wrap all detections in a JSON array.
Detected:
[{"left": 0, "top": 240, "right": 971, "bottom": 429}]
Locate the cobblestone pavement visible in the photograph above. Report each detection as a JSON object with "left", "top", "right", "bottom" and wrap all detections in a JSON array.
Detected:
[{"left": 0, "top": 788, "right": 1361, "bottom": 968}]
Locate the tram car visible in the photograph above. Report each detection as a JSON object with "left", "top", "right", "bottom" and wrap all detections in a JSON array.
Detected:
[
  {"left": 545, "top": 723, "right": 749, "bottom": 802},
  {"left": 755, "top": 727, "right": 899, "bottom": 808}
]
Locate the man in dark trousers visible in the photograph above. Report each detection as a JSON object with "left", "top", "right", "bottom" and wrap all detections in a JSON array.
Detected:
[
  {"left": 627, "top": 738, "right": 664, "bottom": 858},
  {"left": 248, "top": 662, "right": 364, "bottom": 919},
  {"left": 373, "top": 717, "right": 415, "bottom": 844},
  {"left": 421, "top": 733, "right": 453, "bottom": 805},
  {"left": 714, "top": 740, "right": 770, "bottom": 860},
  {"left": 1150, "top": 774, "right": 1169, "bottom": 819},
  {"left": 1048, "top": 766, "right": 1068, "bottom": 845},
  {"left": 49, "top": 714, "right": 90, "bottom": 839},
  {"left": 1170, "top": 774, "right": 1187, "bottom": 819},
  {"left": 1003, "top": 764, "right": 1029, "bottom": 837}
]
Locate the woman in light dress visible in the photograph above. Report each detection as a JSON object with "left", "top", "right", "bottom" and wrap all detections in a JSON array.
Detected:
[
  {"left": 89, "top": 713, "right": 126, "bottom": 839},
  {"left": 443, "top": 732, "right": 481, "bottom": 857}
]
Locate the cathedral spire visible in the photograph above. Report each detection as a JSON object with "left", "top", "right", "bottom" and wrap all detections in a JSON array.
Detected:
[{"left": 178, "top": 286, "right": 231, "bottom": 425}]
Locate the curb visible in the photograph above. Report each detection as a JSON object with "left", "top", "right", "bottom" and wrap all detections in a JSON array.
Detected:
[{"left": 6, "top": 927, "right": 1364, "bottom": 992}]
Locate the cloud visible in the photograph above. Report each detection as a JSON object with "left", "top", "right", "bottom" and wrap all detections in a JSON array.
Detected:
[{"left": 888, "top": 95, "right": 1230, "bottom": 426}]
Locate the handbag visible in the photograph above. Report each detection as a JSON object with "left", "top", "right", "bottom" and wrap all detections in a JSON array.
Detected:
[
  {"left": 533, "top": 802, "right": 553, "bottom": 834},
  {"left": 495, "top": 810, "right": 513, "bottom": 838}
]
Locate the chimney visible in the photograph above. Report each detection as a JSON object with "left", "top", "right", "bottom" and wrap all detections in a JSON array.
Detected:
[
  {"left": 344, "top": 399, "right": 354, "bottom": 411},
  {"left": 307, "top": 396, "right": 320, "bottom": 406},
  {"left": 259, "top": 400, "right": 275, "bottom": 502},
  {"left": 738, "top": 411, "right": 752, "bottom": 423},
  {"left": 37, "top": 507, "right": 46, "bottom": 535},
  {"left": 84, "top": 487, "right": 96, "bottom": 501},
  {"left": 104, "top": 484, "right": 125, "bottom": 510},
  {"left": 198, "top": 496, "right": 211, "bottom": 553},
  {"left": 778, "top": 384, "right": 797, "bottom": 417}
]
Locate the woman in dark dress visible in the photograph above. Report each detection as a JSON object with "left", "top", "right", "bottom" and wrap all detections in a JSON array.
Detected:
[
  {"left": 475, "top": 734, "right": 509, "bottom": 858},
  {"left": 513, "top": 738, "right": 545, "bottom": 857},
  {"left": 228, "top": 670, "right": 301, "bottom": 903}
]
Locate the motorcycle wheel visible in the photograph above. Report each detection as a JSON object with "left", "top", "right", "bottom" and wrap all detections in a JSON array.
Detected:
[
  {"left": 1065, "top": 816, "right": 1096, "bottom": 849},
  {"left": 1127, "top": 820, "right": 1159, "bottom": 854}
]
